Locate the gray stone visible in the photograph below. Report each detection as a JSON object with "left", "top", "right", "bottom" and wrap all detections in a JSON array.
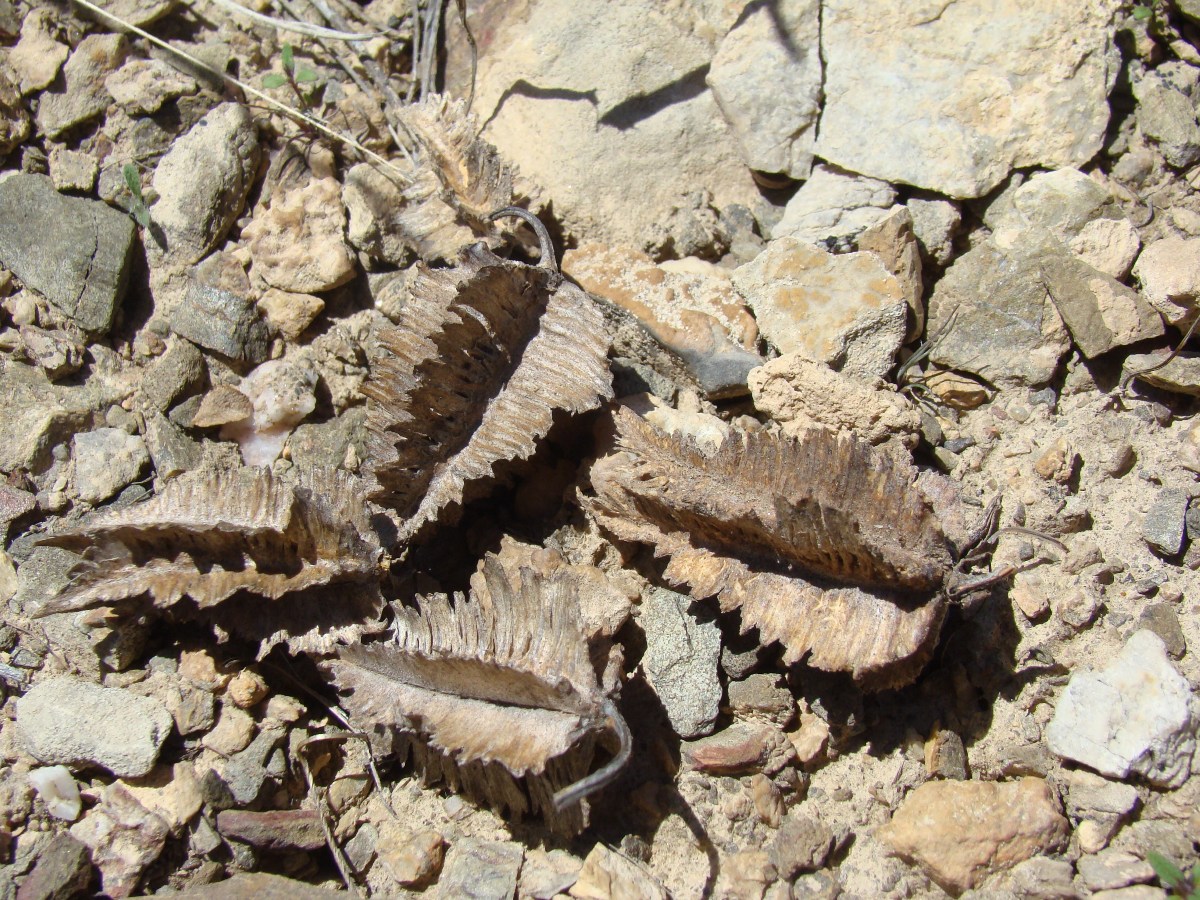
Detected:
[
  {"left": 73, "top": 428, "right": 149, "bottom": 505},
  {"left": 18, "top": 326, "right": 84, "bottom": 380},
  {"left": 926, "top": 238, "right": 1071, "bottom": 388},
  {"left": 1065, "top": 770, "right": 1140, "bottom": 822},
  {"left": 641, "top": 586, "right": 722, "bottom": 739},
  {"left": 171, "top": 280, "right": 269, "bottom": 363},
  {"left": 1046, "top": 630, "right": 1196, "bottom": 788},
  {"left": 438, "top": 838, "right": 524, "bottom": 900},
  {"left": 908, "top": 198, "right": 961, "bottom": 267},
  {"left": 1142, "top": 488, "right": 1189, "bottom": 556},
  {"left": 1134, "top": 70, "right": 1200, "bottom": 168},
  {"left": 344, "top": 823, "right": 377, "bottom": 874},
  {"left": 34, "top": 34, "right": 127, "bottom": 138},
  {"left": 733, "top": 237, "right": 907, "bottom": 380},
  {"left": 15, "top": 832, "right": 91, "bottom": 900},
  {"left": 1078, "top": 850, "right": 1155, "bottom": 891},
  {"left": 10, "top": 9, "right": 69, "bottom": 95},
  {"left": 287, "top": 408, "right": 366, "bottom": 470},
  {"left": 48, "top": 147, "right": 98, "bottom": 193},
  {"left": 216, "top": 810, "right": 325, "bottom": 851},
  {"left": 0, "top": 174, "right": 136, "bottom": 334},
  {"left": 0, "top": 483, "right": 35, "bottom": 539},
  {"left": 143, "top": 412, "right": 203, "bottom": 480},
  {"left": 814, "top": 0, "right": 1121, "bottom": 198},
  {"left": 1006, "top": 168, "right": 1122, "bottom": 239},
  {"left": 726, "top": 674, "right": 793, "bottom": 726},
  {"left": 769, "top": 812, "right": 833, "bottom": 878},
  {"left": 16, "top": 677, "right": 173, "bottom": 778},
  {"left": 1037, "top": 248, "right": 1164, "bottom": 359},
  {"left": 104, "top": 57, "right": 197, "bottom": 115},
  {"left": 771, "top": 165, "right": 897, "bottom": 245},
  {"left": 149, "top": 103, "right": 261, "bottom": 266},
  {"left": 1137, "top": 602, "right": 1187, "bottom": 658},
  {"left": 218, "top": 725, "right": 286, "bottom": 805},
  {"left": 707, "top": 0, "right": 821, "bottom": 178},
  {"left": 139, "top": 337, "right": 206, "bottom": 412},
  {"left": 1124, "top": 350, "right": 1200, "bottom": 397}
]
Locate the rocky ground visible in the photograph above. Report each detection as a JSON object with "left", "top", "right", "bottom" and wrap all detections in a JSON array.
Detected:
[{"left": 0, "top": 0, "right": 1199, "bottom": 898}]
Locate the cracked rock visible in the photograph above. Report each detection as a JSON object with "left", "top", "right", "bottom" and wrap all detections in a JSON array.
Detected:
[
  {"left": 640, "top": 586, "right": 722, "bottom": 739},
  {"left": 0, "top": 174, "right": 136, "bottom": 334},
  {"left": 73, "top": 428, "right": 150, "bottom": 505}
]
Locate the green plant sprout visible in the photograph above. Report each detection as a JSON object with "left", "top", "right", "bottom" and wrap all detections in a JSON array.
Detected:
[
  {"left": 1148, "top": 852, "right": 1200, "bottom": 900},
  {"left": 122, "top": 163, "right": 151, "bottom": 229},
  {"left": 263, "top": 42, "right": 322, "bottom": 110}
]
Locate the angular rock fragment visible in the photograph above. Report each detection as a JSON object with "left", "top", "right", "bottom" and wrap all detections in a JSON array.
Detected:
[
  {"left": 0, "top": 174, "right": 136, "bottom": 334},
  {"left": 586, "top": 404, "right": 966, "bottom": 688},
  {"left": 640, "top": 586, "right": 722, "bottom": 739},
  {"left": 771, "top": 165, "right": 897, "bottom": 245},
  {"left": 35, "top": 467, "right": 384, "bottom": 657},
  {"left": 10, "top": 8, "right": 68, "bottom": 94},
  {"left": 815, "top": 0, "right": 1122, "bottom": 197},
  {"left": 1046, "top": 630, "right": 1196, "bottom": 788},
  {"left": 70, "top": 783, "right": 169, "bottom": 899},
  {"left": 149, "top": 103, "right": 261, "bottom": 266},
  {"left": 362, "top": 230, "right": 611, "bottom": 541},
  {"left": 73, "top": 428, "right": 150, "bottom": 505},
  {"left": 707, "top": 0, "right": 822, "bottom": 179},
  {"left": 1133, "top": 236, "right": 1200, "bottom": 327},
  {"left": 332, "top": 556, "right": 630, "bottom": 834},
  {"left": 571, "top": 844, "right": 669, "bottom": 900},
  {"left": 733, "top": 237, "right": 907, "bottom": 380},
  {"left": 438, "top": 839, "right": 524, "bottom": 900},
  {"left": 216, "top": 809, "right": 325, "bottom": 851},
  {"left": 35, "top": 33, "right": 126, "bottom": 138},
  {"left": 243, "top": 176, "right": 355, "bottom": 293},
  {"left": 16, "top": 677, "right": 172, "bottom": 778}
]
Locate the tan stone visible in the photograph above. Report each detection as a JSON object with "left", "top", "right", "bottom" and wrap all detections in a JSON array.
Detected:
[
  {"left": 377, "top": 826, "right": 444, "bottom": 887},
  {"left": 191, "top": 384, "right": 252, "bottom": 428},
  {"left": 749, "top": 353, "right": 920, "bottom": 448},
  {"left": 258, "top": 288, "right": 325, "bottom": 341},
  {"left": 879, "top": 777, "right": 1069, "bottom": 893},
  {"left": 1070, "top": 217, "right": 1141, "bottom": 280},
  {"left": 733, "top": 237, "right": 907, "bottom": 380},
  {"left": 243, "top": 177, "right": 356, "bottom": 293},
  {"left": 571, "top": 844, "right": 669, "bottom": 900},
  {"left": 1033, "top": 436, "right": 1078, "bottom": 484},
  {"left": 10, "top": 9, "right": 69, "bottom": 95},
  {"left": 683, "top": 723, "right": 794, "bottom": 775},
  {"left": 858, "top": 205, "right": 925, "bottom": 339},
  {"left": 1133, "top": 236, "right": 1200, "bottom": 326},
  {"left": 922, "top": 368, "right": 992, "bottom": 410}
]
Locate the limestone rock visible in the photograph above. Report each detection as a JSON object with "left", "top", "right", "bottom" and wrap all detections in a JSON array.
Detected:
[
  {"left": 771, "top": 165, "right": 897, "bottom": 245},
  {"left": 219, "top": 359, "right": 317, "bottom": 467},
  {"left": 908, "top": 198, "right": 962, "bottom": 267},
  {"left": 35, "top": 34, "right": 126, "bottom": 138},
  {"left": 858, "top": 205, "right": 924, "bottom": 339},
  {"left": 16, "top": 677, "right": 173, "bottom": 778},
  {"left": 563, "top": 243, "right": 761, "bottom": 397},
  {"left": 707, "top": 0, "right": 822, "bottom": 178},
  {"left": 683, "top": 723, "right": 794, "bottom": 775},
  {"left": 149, "top": 103, "right": 261, "bottom": 266},
  {"left": 770, "top": 812, "right": 833, "bottom": 878},
  {"left": 1070, "top": 217, "right": 1142, "bottom": 280},
  {"left": 1046, "top": 630, "right": 1196, "bottom": 788},
  {"left": 257, "top": 288, "right": 324, "bottom": 341},
  {"left": 73, "top": 428, "right": 150, "bottom": 504},
  {"left": 640, "top": 586, "right": 722, "bottom": 739},
  {"left": 1133, "top": 236, "right": 1200, "bottom": 327},
  {"left": 139, "top": 337, "right": 205, "bottom": 413},
  {"left": 1127, "top": 350, "right": 1200, "bottom": 397},
  {"left": 377, "top": 827, "right": 444, "bottom": 887},
  {"left": 0, "top": 359, "right": 122, "bottom": 472},
  {"left": 70, "top": 783, "right": 169, "bottom": 899},
  {"left": 104, "top": 57, "right": 197, "bottom": 115},
  {"left": 471, "top": 0, "right": 759, "bottom": 249},
  {"left": 48, "top": 147, "right": 98, "bottom": 193},
  {"left": 243, "top": 177, "right": 355, "bottom": 293},
  {"left": 879, "top": 777, "right": 1070, "bottom": 893},
  {"left": 0, "top": 62, "right": 28, "bottom": 158},
  {"left": 733, "top": 237, "right": 907, "bottom": 380},
  {"left": 816, "top": 0, "right": 1121, "bottom": 197},
  {"left": 0, "top": 174, "right": 136, "bottom": 334},
  {"left": 1134, "top": 68, "right": 1200, "bottom": 168},
  {"left": 749, "top": 353, "right": 919, "bottom": 447},
  {"left": 926, "top": 238, "right": 1071, "bottom": 387},
  {"left": 571, "top": 844, "right": 668, "bottom": 900},
  {"left": 10, "top": 9, "right": 68, "bottom": 94},
  {"left": 1005, "top": 168, "right": 1121, "bottom": 240}
]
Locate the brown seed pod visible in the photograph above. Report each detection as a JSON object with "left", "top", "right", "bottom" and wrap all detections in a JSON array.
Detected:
[{"left": 585, "top": 404, "right": 982, "bottom": 689}]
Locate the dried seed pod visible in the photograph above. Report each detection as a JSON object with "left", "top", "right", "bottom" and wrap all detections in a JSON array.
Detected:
[
  {"left": 362, "top": 210, "right": 613, "bottom": 542},
  {"left": 36, "top": 467, "right": 384, "bottom": 656},
  {"left": 331, "top": 555, "right": 630, "bottom": 834},
  {"left": 586, "top": 405, "right": 963, "bottom": 689}
]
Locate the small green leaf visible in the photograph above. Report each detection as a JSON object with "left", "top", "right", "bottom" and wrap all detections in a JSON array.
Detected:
[
  {"left": 295, "top": 66, "right": 319, "bottom": 83},
  {"left": 1132, "top": 5, "right": 1153, "bottom": 20},
  {"left": 122, "top": 163, "right": 143, "bottom": 201},
  {"left": 281, "top": 42, "right": 295, "bottom": 73},
  {"left": 133, "top": 205, "right": 151, "bottom": 229},
  {"left": 262, "top": 72, "right": 288, "bottom": 89},
  {"left": 1148, "top": 852, "right": 1186, "bottom": 889}
]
